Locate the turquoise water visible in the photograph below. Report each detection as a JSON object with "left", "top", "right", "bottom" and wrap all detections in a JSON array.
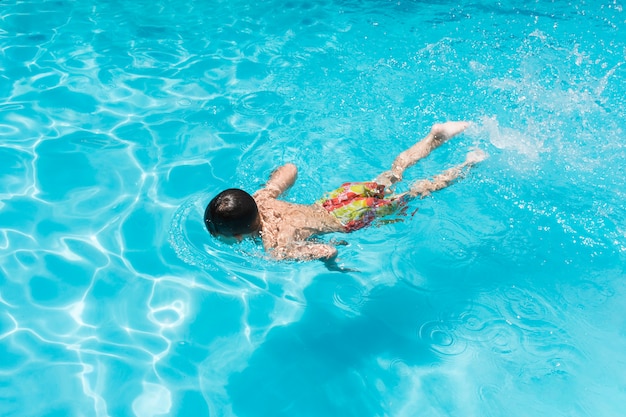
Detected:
[{"left": 1, "top": 0, "right": 625, "bottom": 416}]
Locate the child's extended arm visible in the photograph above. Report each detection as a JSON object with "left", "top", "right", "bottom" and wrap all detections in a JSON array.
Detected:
[{"left": 262, "top": 163, "right": 297, "bottom": 198}]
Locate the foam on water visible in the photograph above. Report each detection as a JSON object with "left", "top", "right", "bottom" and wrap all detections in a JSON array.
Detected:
[{"left": 1, "top": 0, "right": 626, "bottom": 416}]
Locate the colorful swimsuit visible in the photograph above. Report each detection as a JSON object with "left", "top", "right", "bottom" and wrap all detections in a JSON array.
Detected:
[{"left": 318, "top": 182, "right": 408, "bottom": 232}]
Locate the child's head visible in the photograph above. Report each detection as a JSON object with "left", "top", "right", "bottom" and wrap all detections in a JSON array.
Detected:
[{"left": 204, "top": 188, "right": 260, "bottom": 238}]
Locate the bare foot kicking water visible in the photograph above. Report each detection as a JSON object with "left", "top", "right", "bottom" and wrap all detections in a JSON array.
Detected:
[
  {"left": 431, "top": 121, "right": 470, "bottom": 142},
  {"left": 464, "top": 149, "right": 488, "bottom": 166},
  {"left": 386, "top": 121, "right": 472, "bottom": 183}
]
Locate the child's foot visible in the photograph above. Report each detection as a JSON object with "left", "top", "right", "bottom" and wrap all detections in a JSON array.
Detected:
[
  {"left": 431, "top": 121, "right": 470, "bottom": 142},
  {"left": 464, "top": 149, "right": 488, "bottom": 166}
]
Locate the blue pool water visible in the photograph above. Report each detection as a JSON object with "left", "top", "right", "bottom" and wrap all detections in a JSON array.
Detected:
[{"left": 1, "top": 0, "right": 626, "bottom": 416}]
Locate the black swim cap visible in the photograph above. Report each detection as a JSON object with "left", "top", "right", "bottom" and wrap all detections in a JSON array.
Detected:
[{"left": 204, "top": 188, "right": 259, "bottom": 237}]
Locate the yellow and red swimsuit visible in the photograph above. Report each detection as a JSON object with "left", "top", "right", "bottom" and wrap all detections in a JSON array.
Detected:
[{"left": 318, "top": 182, "right": 408, "bottom": 232}]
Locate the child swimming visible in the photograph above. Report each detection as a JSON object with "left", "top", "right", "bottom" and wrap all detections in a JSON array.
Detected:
[{"left": 204, "top": 121, "right": 486, "bottom": 261}]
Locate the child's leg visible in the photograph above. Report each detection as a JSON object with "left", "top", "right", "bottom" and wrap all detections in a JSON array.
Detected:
[
  {"left": 375, "top": 121, "right": 469, "bottom": 187},
  {"left": 409, "top": 149, "right": 486, "bottom": 197}
]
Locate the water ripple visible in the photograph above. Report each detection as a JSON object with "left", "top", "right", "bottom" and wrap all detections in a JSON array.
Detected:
[
  {"left": 419, "top": 319, "right": 467, "bottom": 356},
  {"left": 456, "top": 286, "right": 586, "bottom": 381},
  {"left": 332, "top": 284, "right": 367, "bottom": 316}
]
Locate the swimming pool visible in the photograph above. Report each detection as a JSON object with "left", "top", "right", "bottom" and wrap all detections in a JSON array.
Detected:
[{"left": 1, "top": 0, "right": 625, "bottom": 415}]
